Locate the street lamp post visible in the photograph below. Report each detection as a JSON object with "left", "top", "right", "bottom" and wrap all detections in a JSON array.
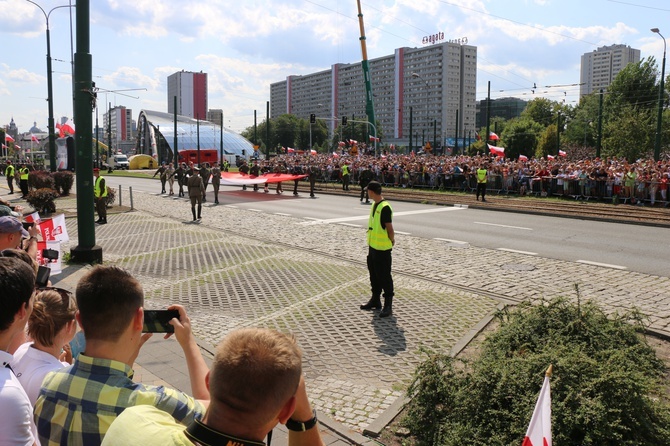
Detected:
[
  {"left": 25, "top": 1, "right": 73, "bottom": 172},
  {"left": 652, "top": 28, "right": 666, "bottom": 162}
]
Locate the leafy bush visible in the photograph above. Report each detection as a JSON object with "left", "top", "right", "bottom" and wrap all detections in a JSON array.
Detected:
[
  {"left": 104, "top": 187, "right": 116, "bottom": 207},
  {"left": 28, "top": 170, "right": 55, "bottom": 190},
  {"left": 26, "top": 188, "right": 59, "bottom": 215},
  {"left": 53, "top": 171, "right": 74, "bottom": 196},
  {"left": 403, "top": 297, "right": 670, "bottom": 446}
]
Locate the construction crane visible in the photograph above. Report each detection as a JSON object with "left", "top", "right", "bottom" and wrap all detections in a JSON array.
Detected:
[{"left": 356, "top": 0, "right": 376, "bottom": 152}]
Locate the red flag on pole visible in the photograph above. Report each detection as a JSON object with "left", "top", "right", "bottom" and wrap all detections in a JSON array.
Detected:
[
  {"left": 489, "top": 131, "right": 500, "bottom": 141},
  {"left": 487, "top": 143, "right": 505, "bottom": 157},
  {"left": 522, "top": 365, "right": 552, "bottom": 446},
  {"left": 519, "top": 154, "right": 528, "bottom": 161}
]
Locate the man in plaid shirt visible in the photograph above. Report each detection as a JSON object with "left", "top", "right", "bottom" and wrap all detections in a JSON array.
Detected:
[{"left": 34, "top": 265, "right": 209, "bottom": 445}]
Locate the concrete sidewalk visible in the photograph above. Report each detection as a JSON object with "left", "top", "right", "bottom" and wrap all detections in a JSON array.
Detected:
[{"left": 4, "top": 185, "right": 670, "bottom": 445}]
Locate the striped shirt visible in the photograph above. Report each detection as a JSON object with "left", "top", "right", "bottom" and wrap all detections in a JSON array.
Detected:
[{"left": 34, "top": 354, "right": 205, "bottom": 446}]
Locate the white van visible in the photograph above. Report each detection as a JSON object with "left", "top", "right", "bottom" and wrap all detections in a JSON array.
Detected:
[{"left": 106, "top": 154, "right": 129, "bottom": 170}]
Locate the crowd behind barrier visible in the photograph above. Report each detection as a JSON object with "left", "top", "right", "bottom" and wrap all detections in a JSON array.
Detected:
[{"left": 251, "top": 151, "right": 670, "bottom": 207}]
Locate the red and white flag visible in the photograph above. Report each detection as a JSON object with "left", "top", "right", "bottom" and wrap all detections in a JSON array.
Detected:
[
  {"left": 487, "top": 143, "right": 505, "bottom": 157},
  {"left": 369, "top": 135, "right": 380, "bottom": 142},
  {"left": 519, "top": 154, "right": 529, "bottom": 161},
  {"left": 332, "top": 152, "right": 340, "bottom": 158},
  {"left": 61, "top": 119, "right": 76, "bottom": 136},
  {"left": 39, "top": 214, "right": 69, "bottom": 243},
  {"left": 475, "top": 131, "right": 481, "bottom": 141},
  {"left": 310, "top": 149, "right": 317, "bottom": 155},
  {"left": 489, "top": 132, "right": 500, "bottom": 141},
  {"left": 24, "top": 211, "right": 41, "bottom": 225},
  {"left": 5, "top": 134, "right": 15, "bottom": 142},
  {"left": 287, "top": 147, "right": 295, "bottom": 153},
  {"left": 349, "top": 139, "right": 358, "bottom": 145},
  {"left": 31, "top": 134, "right": 40, "bottom": 143},
  {"left": 558, "top": 150, "right": 567, "bottom": 157},
  {"left": 36, "top": 241, "right": 63, "bottom": 275},
  {"left": 547, "top": 155, "right": 555, "bottom": 160},
  {"left": 522, "top": 366, "right": 552, "bottom": 446}
]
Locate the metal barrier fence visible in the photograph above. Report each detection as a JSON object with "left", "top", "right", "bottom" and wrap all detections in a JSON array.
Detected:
[{"left": 312, "top": 169, "right": 669, "bottom": 206}]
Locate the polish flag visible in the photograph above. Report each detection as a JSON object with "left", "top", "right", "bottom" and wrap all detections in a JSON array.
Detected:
[
  {"left": 369, "top": 135, "right": 380, "bottom": 142},
  {"left": 475, "top": 131, "right": 481, "bottom": 141},
  {"left": 55, "top": 123, "right": 64, "bottom": 138},
  {"left": 558, "top": 150, "right": 567, "bottom": 157},
  {"left": 5, "top": 134, "right": 14, "bottom": 142},
  {"left": 36, "top": 241, "right": 63, "bottom": 274},
  {"left": 287, "top": 147, "right": 295, "bottom": 153},
  {"left": 31, "top": 134, "right": 40, "bottom": 143},
  {"left": 61, "top": 119, "right": 75, "bottom": 135},
  {"left": 547, "top": 155, "right": 555, "bottom": 160},
  {"left": 522, "top": 366, "right": 552, "bottom": 446},
  {"left": 487, "top": 143, "right": 505, "bottom": 157},
  {"left": 338, "top": 141, "right": 346, "bottom": 147},
  {"left": 310, "top": 149, "right": 317, "bottom": 155},
  {"left": 24, "top": 211, "right": 41, "bottom": 225},
  {"left": 349, "top": 139, "right": 358, "bottom": 145},
  {"left": 519, "top": 154, "right": 529, "bottom": 161},
  {"left": 39, "top": 214, "right": 69, "bottom": 243},
  {"left": 489, "top": 132, "right": 500, "bottom": 141}
]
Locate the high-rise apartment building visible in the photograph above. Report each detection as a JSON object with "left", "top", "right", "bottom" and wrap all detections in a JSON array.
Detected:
[
  {"left": 580, "top": 44, "right": 641, "bottom": 97},
  {"left": 167, "top": 71, "right": 208, "bottom": 119},
  {"left": 206, "top": 109, "right": 223, "bottom": 125},
  {"left": 270, "top": 41, "right": 477, "bottom": 148},
  {"left": 103, "top": 106, "right": 133, "bottom": 151}
]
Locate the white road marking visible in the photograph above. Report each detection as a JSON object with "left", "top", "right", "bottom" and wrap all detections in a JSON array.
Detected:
[
  {"left": 248, "top": 209, "right": 262, "bottom": 212},
  {"left": 395, "top": 231, "right": 411, "bottom": 235},
  {"left": 297, "top": 206, "right": 465, "bottom": 226},
  {"left": 434, "top": 238, "right": 469, "bottom": 245},
  {"left": 498, "top": 248, "right": 538, "bottom": 256},
  {"left": 474, "top": 221, "right": 533, "bottom": 231},
  {"left": 577, "top": 260, "right": 627, "bottom": 270},
  {"left": 224, "top": 205, "right": 238, "bottom": 208},
  {"left": 338, "top": 223, "right": 361, "bottom": 227},
  {"left": 274, "top": 213, "right": 291, "bottom": 216}
]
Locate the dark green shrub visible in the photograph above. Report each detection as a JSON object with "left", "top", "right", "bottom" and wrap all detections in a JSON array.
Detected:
[
  {"left": 104, "top": 187, "right": 116, "bottom": 207},
  {"left": 26, "top": 188, "right": 59, "bottom": 215},
  {"left": 29, "top": 170, "right": 54, "bottom": 190},
  {"left": 53, "top": 171, "right": 74, "bottom": 196},
  {"left": 403, "top": 297, "right": 670, "bottom": 446}
]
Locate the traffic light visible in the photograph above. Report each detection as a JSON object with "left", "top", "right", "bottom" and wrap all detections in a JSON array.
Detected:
[
  {"left": 310, "top": 114, "right": 316, "bottom": 124},
  {"left": 342, "top": 116, "right": 348, "bottom": 126}
]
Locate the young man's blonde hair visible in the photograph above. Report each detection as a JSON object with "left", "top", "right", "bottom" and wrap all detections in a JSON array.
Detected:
[{"left": 209, "top": 328, "right": 302, "bottom": 424}]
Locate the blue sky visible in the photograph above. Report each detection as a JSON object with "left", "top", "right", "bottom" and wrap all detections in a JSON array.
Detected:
[{"left": 1, "top": 0, "right": 669, "bottom": 135}]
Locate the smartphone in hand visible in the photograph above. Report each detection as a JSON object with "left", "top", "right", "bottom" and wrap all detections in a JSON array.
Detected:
[
  {"left": 142, "top": 309, "right": 180, "bottom": 333},
  {"left": 35, "top": 266, "right": 51, "bottom": 288}
]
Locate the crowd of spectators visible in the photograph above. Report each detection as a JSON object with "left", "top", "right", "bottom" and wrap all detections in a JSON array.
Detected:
[{"left": 252, "top": 151, "right": 670, "bottom": 206}]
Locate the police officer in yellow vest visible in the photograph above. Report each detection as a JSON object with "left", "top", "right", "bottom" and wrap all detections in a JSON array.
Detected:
[
  {"left": 476, "top": 163, "right": 489, "bottom": 202},
  {"left": 19, "top": 164, "right": 30, "bottom": 198},
  {"left": 4, "top": 160, "right": 15, "bottom": 194},
  {"left": 93, "top": 168, "right": 108, "bottom": 224},
  {"left": 341, "top": 162, "right": 351, "bottom": 191},
  {"left": 360, "top": 181, "right": 395, "bottom": 318}
]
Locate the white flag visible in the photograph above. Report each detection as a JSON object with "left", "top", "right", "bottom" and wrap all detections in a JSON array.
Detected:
[{"left": 522, "top": 367, "right": 552, "bottom": 446}]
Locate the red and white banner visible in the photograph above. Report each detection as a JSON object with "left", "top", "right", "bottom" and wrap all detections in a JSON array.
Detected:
[
  {"left": 5, "top": 134, "right": 14, "bottom": 142},
  {"left": 547, "top": 155, "right": 555, "bottom": 160},
  {"left": 287, "top": 147, "right": 295, "bottom": 153},
  {"left": 310, "top": 149, "right": 317, "bottom": 155},
  {"left": 31, "top": 134, "right": 40, "bottom": 143},
  {"left": 219, "top": 172, "right": 307, "bottom": 186},
  {"left": 522, "top": 371, "right": 552, "bottom": 446},
  {"left": 61, "top": 119, "right": 75, "bottom": 136},
  {"left": 519, "top": 154, "right": 529, "bottom": 161},
  {"left": 558, "top": 150, "right": 567, "bottom": 157},
  {"left": 369, "top": 135, "right": 380, "bottom": 142},
  {"left": 36, "top": 240, "right": 63, "bottom": 275},
  {"left": 39, "top": 214, "right": 69, "bottom": 243},
  {"left": 487, "top": 144, "right": 505, "bottom": 157},
  {"left": 24, "top": 212, "right": 41, "bottom": 225},
  {"left": 489, "top": 132, "right": 500, "bottom": 141}
]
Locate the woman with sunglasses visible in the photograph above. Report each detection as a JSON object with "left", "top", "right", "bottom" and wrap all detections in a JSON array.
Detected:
[{"left": 11, "top": 288, "right": 78, "bottom": 405}]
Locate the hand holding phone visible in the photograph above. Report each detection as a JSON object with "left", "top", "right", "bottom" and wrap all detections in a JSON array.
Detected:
[
  {"left": 36, "top": 266, "right": 51, "bottom": 288},
  {"left": 142, "top": 309, "right": 180, "bottom": 333}
]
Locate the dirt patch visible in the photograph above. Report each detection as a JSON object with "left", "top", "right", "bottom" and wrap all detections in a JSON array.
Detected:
[{"left": 377, "top": 324, "right": 670, "bottom": 446}]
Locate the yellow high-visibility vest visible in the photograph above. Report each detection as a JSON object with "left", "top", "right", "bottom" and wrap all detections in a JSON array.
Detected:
[{"left": 367, "top": 201, "right": 393, "bottom": 251}]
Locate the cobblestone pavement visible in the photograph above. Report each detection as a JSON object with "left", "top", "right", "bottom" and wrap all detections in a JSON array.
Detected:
[{"left": 53, "top": 190, "right": 670, "bottom": 435}]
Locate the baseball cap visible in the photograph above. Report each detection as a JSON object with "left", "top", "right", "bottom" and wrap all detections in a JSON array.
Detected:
[
  {"left": 365, "top": 181, "right": 382, "bottom": 194},
  {"left": 0, "top": 216, "right": 29, "bottom": 237},
  {"left": 0, "top": 205, "right": 21, "bottom": 218},
  {"left": 93, "top": 168, "right": 100, "bottom": 172}
]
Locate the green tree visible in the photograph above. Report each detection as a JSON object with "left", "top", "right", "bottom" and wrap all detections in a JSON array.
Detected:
[
  {"left": 536, "top": 123, "right": 558, "bottom": 158},
  {"left": 501, "top": 118, "right": 543, "bottom": 159},
  {"left": 602, "top": 104, "right": 654, "bottom": 160},
  {"left": 522, "top": 98, "right": 558, "bottom": 127}
]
